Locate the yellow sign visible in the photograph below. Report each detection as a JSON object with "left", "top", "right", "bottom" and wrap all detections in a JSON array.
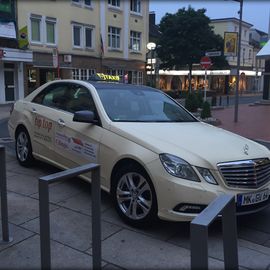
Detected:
[
  {"left": 96, "top": 73, "right": 120, "bottom": 81},
  {"left": 18, "top": 25, "right": 29, "bottom": 49},
  {"left": 224, "top": 32, "right": 238, "bottom": 56}
]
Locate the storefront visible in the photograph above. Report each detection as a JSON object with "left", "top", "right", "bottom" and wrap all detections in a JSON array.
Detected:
[
  {"left": 158, "top": 69, "right": 262, "bottom": 94},
  {"left": 0, "top": 47, "right": 33, "bottom": 103}
]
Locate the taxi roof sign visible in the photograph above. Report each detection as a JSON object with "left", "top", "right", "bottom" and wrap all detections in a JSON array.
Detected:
[{"left": 89, "top": 73, "right": 120, "bottom": 82}]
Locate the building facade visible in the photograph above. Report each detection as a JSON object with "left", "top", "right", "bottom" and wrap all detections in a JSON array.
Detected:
[
  {"left": 158, "top": 17, "right": 265, "bottom": 95},
  {"left": 0, "top": 0, "right": 33, "bottom": 104},
  {"left": 2, "top": 0, "right": 149, "bottom": 102}
]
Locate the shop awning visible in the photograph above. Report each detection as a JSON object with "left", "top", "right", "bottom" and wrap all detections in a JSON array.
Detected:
[{"left": 257, "top": 39, "right": 270, "bottom": 59}]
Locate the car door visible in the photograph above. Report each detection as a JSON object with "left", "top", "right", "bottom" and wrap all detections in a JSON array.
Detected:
[
  {"left": 30, "top": 82, "right": 71, "bottom": 161},
  {"left": 53, "top": 83, "right": 104, "bottom": 168}
]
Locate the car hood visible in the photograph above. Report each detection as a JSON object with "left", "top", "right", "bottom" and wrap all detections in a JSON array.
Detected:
[{"left": 110, "top": 121, "right": 270, "bottom": 169}]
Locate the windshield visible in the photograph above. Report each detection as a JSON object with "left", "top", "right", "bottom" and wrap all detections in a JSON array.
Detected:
[{"left": 97, "top": 86, "right": 197, "bottom": 122}]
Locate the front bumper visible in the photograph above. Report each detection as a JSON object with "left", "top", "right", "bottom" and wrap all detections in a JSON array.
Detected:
[{"left": 146, "top": 159, "right": 270, "bottom": 222}]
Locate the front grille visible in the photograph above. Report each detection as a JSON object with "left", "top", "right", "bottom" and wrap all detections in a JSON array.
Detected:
[{"left": 217, "top": 158, "right": 270, "bottom": 189}]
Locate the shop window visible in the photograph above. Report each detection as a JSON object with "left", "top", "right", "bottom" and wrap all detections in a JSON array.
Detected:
[
  {"left": 107, "top": 69, "right": 124, "bottom": 82},
  {"left": 72, "top": 69, "right": 96, "bottom": 80}
]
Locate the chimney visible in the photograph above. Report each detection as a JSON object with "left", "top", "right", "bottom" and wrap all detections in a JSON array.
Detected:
[{"left": 149, "top": 11, "right": 156, "bottom": 26}]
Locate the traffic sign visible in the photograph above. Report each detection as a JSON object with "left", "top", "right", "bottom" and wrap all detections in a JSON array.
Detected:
[
  {"left": 200, "top": 56, "right": 212, "bottom": 69},
  {"left": 205, "top": 51, "right": 221, "bottom": 57}
]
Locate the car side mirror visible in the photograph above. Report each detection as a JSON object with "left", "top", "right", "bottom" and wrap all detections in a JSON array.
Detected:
[{"left": 73, "top": 110, "right": 97, "bottom": 124}]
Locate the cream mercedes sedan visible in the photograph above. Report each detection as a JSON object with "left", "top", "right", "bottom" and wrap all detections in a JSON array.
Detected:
[{"left": 8, "top": 77, "right": 270, "bottom": 227}]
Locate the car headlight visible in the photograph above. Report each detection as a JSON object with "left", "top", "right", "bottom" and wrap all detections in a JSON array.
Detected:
[
  {"left": 196, "top": 167, "right": 217, "bottom": 185},
  {"left": 159, "top": 153, "right": 199, "bottom": 182}
]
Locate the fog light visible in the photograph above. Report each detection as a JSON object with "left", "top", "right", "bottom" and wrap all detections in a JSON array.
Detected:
[{"left": 173, "top": 203, "right": 206, "bottom": 214}]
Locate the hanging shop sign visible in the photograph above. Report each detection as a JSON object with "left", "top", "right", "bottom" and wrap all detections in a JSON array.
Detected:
[
  {"left": 0, "top": 21, "right": 16, "bottom": 39},
  {"left": 224, "top": 32, "right": 238, "bottom": 57}
]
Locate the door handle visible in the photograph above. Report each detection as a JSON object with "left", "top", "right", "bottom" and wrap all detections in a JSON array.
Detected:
[
  {"left": 31, "top": 108, "right": 37, "bottom": 114},
  {"left": 57, "top": 119, "right": 66, "bottom": 128}
]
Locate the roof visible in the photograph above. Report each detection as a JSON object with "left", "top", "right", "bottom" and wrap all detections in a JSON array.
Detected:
[
  {"left": 211, "top": 17, "right": 253, "bottom": 28},
  {"left": 257, "top": 39, "right": 270, "bottom": 59}
]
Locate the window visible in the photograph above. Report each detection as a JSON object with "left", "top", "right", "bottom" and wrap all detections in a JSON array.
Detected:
[
  {"left": 73, "top": 25, "right": 82, "bottom": 47},
  {"left": 72, "top": 24, "right": 94, "bottom": 49},
  {"left": 30, "top": 15, "right": 42, "bottom": 42},
  {"left": 130, "top": 0, "right": 141, "bottom": 13},
  {"left": 108, "top": 0, "right": 120, "bottom": 7},
  {"left": 84, "top": 0, "right": 91, "bottom": 6},
  {"left": 85, "top": 27, "right": 93, "bottom": 48},
  {"left": 130, "top": 31, "right": 141, "bottom": 51},
  {"left": 107, "top": 69, "right": 124, "bottom": 82},
  {"left": 30, "top": 14, "right": 57, "bottom": 46},
  {"left": 72, "top": 69, "right": 96, "bottom": 80},
  {"left": 46, "top": 17, "right": 56, "bottom": 44},
  {"left": 129, "top": 71, "right": 143, "bottom": 85},
  {"left": 108, "top": 26, "right": 121, "bottom": 49},
  {"left": 33, "top": 83, "right": 70, "bottom": 111},
  {"left": 71, "top": 0, "right": 92, "bottom": 7}
]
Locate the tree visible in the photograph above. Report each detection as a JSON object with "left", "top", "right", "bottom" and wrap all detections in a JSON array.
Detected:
[{"left": 157, "top": 6, "right": 229, "bottom": 92}]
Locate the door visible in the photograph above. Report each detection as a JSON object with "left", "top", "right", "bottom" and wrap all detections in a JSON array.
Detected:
[
  {"left": 4, "top": 70, "right": 15, "bottom": 101},
  {"left": 53, "top": 83, "right": 103, "bottom": 168}
]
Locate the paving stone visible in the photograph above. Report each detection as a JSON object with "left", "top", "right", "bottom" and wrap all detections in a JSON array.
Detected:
[
  {"left": 102, "top": 263, "right": 125, "bottom": 270},
  {"left": 6, "top": 159, "right": 59, "bottom": 178},
  {"left": 30, "top": 179, "right": 83, "bottom": 204},
  {"left": 7, "top": 173, "right": 39, "bottom": 196},
  {"left": 238, "top": 207, "right": 270, "bottom": 234},
  {"left": 58, "top": 188, "right": 112, "bottom": 216},
  {"left": 238, "top": 226, "right": 270, "bottom": 245},
  {"left": 169, "top": 225, "right": 270, "bottom": 270},
  {"left": 7, "top": 192, "right": 58, "bottom": 225},
  {"left": 265, "top": 240, "right": 270, "bottom": 249},
  {"left": 0, "top": 223, "right": 35, "bottom": 251},
  {"left": 102, "top": 207, "right": 182, "bottom": 241},
  {"left": 0, "top": 234, "right": 97, "bottom": 269},
  {"left": 90, "top": 229, "right": 224, "bottom": 269},
  {"left": 22, "top": 207, "right": 121, "bottom": 252}
]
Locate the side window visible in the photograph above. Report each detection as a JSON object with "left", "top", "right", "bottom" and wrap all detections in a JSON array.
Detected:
[
  {"left": 65, "top": 85, "right": 95, "bottom": 113},
  {"left": 32, "top": 83, "right": 72, "bottom": 111}
]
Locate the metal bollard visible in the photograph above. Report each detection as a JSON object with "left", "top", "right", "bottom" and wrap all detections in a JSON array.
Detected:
[
  {"left": 0, "top": 145, "right": 13, "bottom": 244},
  {"left": 190, "top": 194, "right": 238, "bottom": 270},
  {"left": 39, "top": 163, "right": 101, "bottom": 270}
]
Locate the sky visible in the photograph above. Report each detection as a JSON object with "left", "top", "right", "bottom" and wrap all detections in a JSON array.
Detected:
[{"left": 149, "top": 1, "right": 270, "bottom": 33}]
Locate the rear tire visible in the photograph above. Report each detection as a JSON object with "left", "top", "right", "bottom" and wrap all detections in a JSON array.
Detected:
[
  {"left": 15, "top": 127, "right": 34, "bottom": 167},
  {"left": 112, "top": 163, "right": 158, "bottom": 228}
]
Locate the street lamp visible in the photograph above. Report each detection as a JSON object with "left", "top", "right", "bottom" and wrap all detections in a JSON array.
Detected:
[
  {"left": 234, "top": 0, "right": 243, "bottom": 122},
  {"left": 147, "top": 42, "right": 156, "bottom": 87}
]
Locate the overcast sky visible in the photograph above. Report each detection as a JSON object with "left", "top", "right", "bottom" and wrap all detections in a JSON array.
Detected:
[{"left": 149, "top": 1, "right": 270, "bottom": 33}]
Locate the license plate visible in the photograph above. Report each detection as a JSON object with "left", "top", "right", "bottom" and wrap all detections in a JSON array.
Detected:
[{"left": 237, "top": 189, "right": 269, "bottom": 206}]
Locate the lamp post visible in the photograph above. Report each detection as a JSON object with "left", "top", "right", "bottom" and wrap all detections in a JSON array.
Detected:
[
  {"left": 234, "top": 0, "right": 243, "bottom": 122},
  {"left": 147, "top": 42, "right": 156, "bottom": 87}
]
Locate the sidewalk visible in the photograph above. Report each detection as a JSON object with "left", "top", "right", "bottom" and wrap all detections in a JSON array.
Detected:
[
  {"left": 0, "top": 104, "right": 12, "bottom": 123},
  {"left": 211, "top": 103, "right": 270, "bottom": 144}
]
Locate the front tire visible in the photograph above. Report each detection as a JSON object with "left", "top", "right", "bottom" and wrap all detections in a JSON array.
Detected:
[
  {"left": 112, "top": 163, "right": 157, "bottom": 227},
  {"left": 15, "top": 127, "right": 34, "bottom": 167}
]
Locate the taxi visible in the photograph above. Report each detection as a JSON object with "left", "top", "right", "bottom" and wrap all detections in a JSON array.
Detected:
[{"left": 8, "top": 73, "right": 270, "bottom": 227}]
